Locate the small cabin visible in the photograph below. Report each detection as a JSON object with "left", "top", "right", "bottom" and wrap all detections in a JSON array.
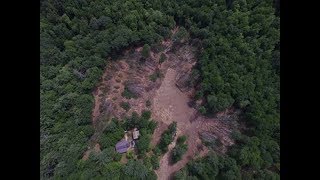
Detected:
[
  {"left": 132, "top": 128, "right": 140, "bottom": 140},
  {"left": 115, "top": 128, "right": 140, "bottom": 154}
]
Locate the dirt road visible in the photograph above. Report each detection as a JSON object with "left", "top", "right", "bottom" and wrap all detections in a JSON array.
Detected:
[{"left": 151, "top": 68, "right": 234, "bottom": 180}]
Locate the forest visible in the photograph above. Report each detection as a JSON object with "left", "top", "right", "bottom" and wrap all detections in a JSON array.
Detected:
[{"left": 40, "top": 0, "right": 280, "bottom": 179}]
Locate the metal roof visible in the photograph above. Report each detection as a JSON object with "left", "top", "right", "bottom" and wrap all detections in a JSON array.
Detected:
[
  {"left": 132, "top": 130, "right": 140, "bottom": 139},
  {"left": 115, "top": 140, "right": 130, "bottom": 153}
]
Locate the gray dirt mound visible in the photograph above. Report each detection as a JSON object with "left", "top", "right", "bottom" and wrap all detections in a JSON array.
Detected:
[
  {"left": 175, "top": 72, "right": 191, "bottom": 92},
  {"left": 126, "top": 81, "right": 145, "bottom": 97}
]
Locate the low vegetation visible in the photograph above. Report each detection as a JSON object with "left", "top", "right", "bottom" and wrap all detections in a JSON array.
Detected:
[
  {"left": 41, "top": 0, "right": 279, "bottom": 178},
  {"left": 146, "top": 100, "right": 151, "bottom": 107},
  {"left": 120, "top": 101, "right": 130, "bottom": 111},
  {"left": 122, "top": 110, "right": 157, "bottom": 157},
  {"left": 171, "top": 136, "right": 188, "bottom": 164},
  {"left": 158, "top": 122, "right": 177, "bottom": 153},
  {"left": 151, "top": 155, "right": 160, "bottom": 170},
  {"left": 159, "top": 53, "right": 167, "bottom": 64},
  {"left": 149, "top": 69, "right": 162, "bottom": 82},
  {"left": 141, "top": 44, "right": 151, "bottom": 59},
  {"left": 121, "top": 85, "right": 137, "bottom": 99}
]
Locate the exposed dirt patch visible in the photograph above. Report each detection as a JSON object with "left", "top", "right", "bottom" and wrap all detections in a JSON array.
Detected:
[
  {"left": 152, "top": 68, "right": 195, "bottom": 134},
  {"left": 85, "top": 27, "right": 236, "bottom": 180},
  {"left": 82, "top": 143, "right": 101, "bottom": 160},
  {"left": 152, "top": 68, "right": 234, "bottom": 180},
  {"left": 84, "top": 30, "right": 178, "bottom": 158}
]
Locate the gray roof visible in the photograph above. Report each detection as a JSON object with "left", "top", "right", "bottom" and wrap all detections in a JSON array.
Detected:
[
  {"left": 115, "top": 140, "right": 130, "bottom": 153},
  {"left": 133, "top": 130, "right": 140, "bottom": 139}
]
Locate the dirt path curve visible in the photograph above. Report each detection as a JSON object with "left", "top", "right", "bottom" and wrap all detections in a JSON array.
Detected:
[
  {"left": 152, "top": 67, "right": 234, "bottom": 180},
  {"left": 152, "top": 68, "right": 210, "bottom": 180}
]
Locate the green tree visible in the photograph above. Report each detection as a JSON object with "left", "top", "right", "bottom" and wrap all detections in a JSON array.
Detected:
[
  {"left": 120, "top": 101, "right": 131, "bottom": 111},
  {"left": 141, "top": 44, "right": 151, "bottom": 59},
  {"left": 101, "top": 162, "right": 122, "bottom": 179},
  {"left": 136, "top": 135, "right": 151, "bottom": 155},
  {"left": 174, "top": 169, "right": 187, "bottom": 180},
  {"left": 159, "top": 53, "right": 167, "bottom": 64},
  {"left": 177, "top": 135, "right": 187, "bottom": 145},
  {"left": 159, "top": 122, "right": 177, "bottom": 153},
  {"left": 150, "top": 155, "right": 159, "bottom": 170},
  {"left": 122, "top": 160, "right": 149, "bottom": 179},
  {"left": 171, "top": 144, "right": 188, "bottom": 163}
]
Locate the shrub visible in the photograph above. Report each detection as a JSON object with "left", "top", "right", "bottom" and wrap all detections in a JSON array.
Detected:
[
  {"left": 159, "top": 53, "right": 167, "bottom": 63},
  {"left": 120, "top": 102, "right": 130, "bottom": 111},
  {"left": 136, "top": 135, "right": 151, "bottom": 155},
  {"left": 151, "top": 155, "right": 159, "bottom": 170},
  {"left": 159, "top": 122, "right": 177, "bottom": 153},
  {"left": 146, "top": 100, "right": 151, "bottom": 107},
  {"left": 114, "top": 153, "right": 122, "bottom": 162},
  {"left": 177, "top": 136, "right": 187, "bottom": 145},
  {"left": 121, "top": 85, "right": 137, "bottom": 99},
  {"left": 149, "top": 69, "right": 162, "bottom": 82},
  {"left": 171, "top": 144, "right": 188, "bottom": 164},
  {"left": 199, "top": 106, "right": 206, "bottom": 114},
  {"left": 174, "top": 169, "right": 187, "bottom": 180},
  {"left": 141, "top": 110, "right": 151, "bottom": 120},
  {"left": 153, "top": 147, "right": 161, "bottom": 156},
  {"left": 147, "top": 121, "right": 157, "bottom": 134},
  {"left": 149, "top": 73, "right": 157, "bottom": 82},
  {"left": 151, "top": 43, "right": 165, "bottom": 53},
  {"left": 126, "top": 151, "right": 134, "bottom": 159},
  {"left": 142, "top": 44, "right": 151, "bottom": 58}
]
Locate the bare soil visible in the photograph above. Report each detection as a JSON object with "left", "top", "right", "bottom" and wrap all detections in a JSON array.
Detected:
[
  {"left": 83, "top": 33, "right": 176, "bottom": 159},
  {"left": 85, "top": 27, "right": 236, "bottom": 180},
  {"left": 152, "top": 68, "right": 234, "bottom": 180}
]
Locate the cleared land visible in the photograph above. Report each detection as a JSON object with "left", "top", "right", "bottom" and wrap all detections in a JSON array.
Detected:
[
  {"left": 152, "top": 68, "right": 234, "bottom": 180},
  {"left": 85, "top": 28, "right": 236, "bottom": 179}
]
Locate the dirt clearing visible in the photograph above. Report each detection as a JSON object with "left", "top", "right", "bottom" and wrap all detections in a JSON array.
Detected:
[
  {"left": 85, "top": 27, "right": 236, "bottom": 180},
  {"left": 152, "top": 67, "right": 234, "bottom": 180}
]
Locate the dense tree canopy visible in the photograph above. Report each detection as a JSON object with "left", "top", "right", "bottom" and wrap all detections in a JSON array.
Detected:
[{"left": 41, "top": 0, "right": 279, "bottom": 179}]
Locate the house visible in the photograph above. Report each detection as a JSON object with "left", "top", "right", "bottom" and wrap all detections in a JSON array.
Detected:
[
  {"left": 132, "top": 128, "right": 140, "bottom": 140},
  {"left": 115, "top": 140, "right": 130, "bottom": 153},
  {"left": 115, "top": 128, "right": 140, "bottom": 153}
]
